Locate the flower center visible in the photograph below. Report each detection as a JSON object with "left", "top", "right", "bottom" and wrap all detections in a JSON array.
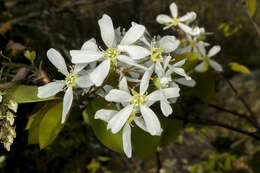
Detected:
[
  {"left": 104, "top": 48, "right": 120, "bottom": 66},
  {"left": 130, "top": 89, "right": 146, "bottom": 107},
  {"left": 65, "top": 73, "right": 78, "bottom": 87},
  {"left": 153, "top": 77, "right": 169, "bottom": 89},
  {"left": 150, "top": 47, "right": 163, "bottom": 62},
  {"left": 172, "top": 18, "right": 179, "bottom": 26}
]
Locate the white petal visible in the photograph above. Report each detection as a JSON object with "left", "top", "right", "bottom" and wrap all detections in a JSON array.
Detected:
[
  {"left": 159, "top": 36, "right": 180, "bottom": 53},
  {"left": 163, "top": 56, "right": 172, "bottom": 70},
  {"left": 119, "top": 77, "right": 130, "bottom": 93},
  {"left": 169, "top": 2, "right": 178, "bottom": 18},
  {"left": 94, "top": 109, "right": 118, "bottom": 122},
  {"left": 47, "top": 48, "right": 68, "bottom": 75},
  {"left": 73, "top": 63, "right": 87, "bottom": 74},
  {"left": 178, "top": 23, "right": 200, "bottom": 36},
  {"left": 156, "top": 14, "right": 172, "bottom": 24},
  {"left": 62, "top": 87, "right": 73, "bottom": 124},
  {"left": 105, "top": 89, "right": 132, "bottom": 102},
  {"left": 178, "top": 23, "right": 192, "bottom": 34},
  {"left": 140, "top": 105, "right": 162, "bottom": 136},
  {"left": 134, "top": 117, "right": 147, "bottom": 132},
  {"left": 195, "top": 61, "right": 206, "bottom": 72},
  {"left": 123, "top": 123, "right": 132, "bottom": 158},
  {"left": 120, "top": 24, "right": 145, "bottom": 45},
  {"left": 209, "top": 60, "right": 223, "bottom": 72},
  {"left": 155, "top": 61, "right": 164, "bottom": 79},
  {"left": 176, "top": 78, "right": 196, "bottom": 87},
  {"left": 197, "top": 41, "right": 207, "bottom": 56},
  {"left": 208, "top": 45, "right": 221, "bottom": 57},
  {"left": 37, "top": 81, "right": 65, "bottom": 98},
  {"left": 98, "top": 14, "right": 115, "bottom": 48},
  {"left": 81, "top": 38, "right": 98, "bottom": 51},
  {"left": 117, "top": 45, "right": 150, "bottom": 60},
  {"left": 179, "top": 12, "right": 197, "bottom": 22},
  {"left": 172, "top": 67, "right": 191, "bottom": 80},
  {"left": 146, "top": 90, "right": 165, "bottom": 102},
  {"left": 160, "top": 101, "right": 172, "bottom": 117},
  {"left": 173, "top": 59, "right": 186, "bottom": 67},
  {"left": 117, "top": 55, "right": 147, "bottom": 70},
  {"left": 107, "top": 104, "right": 134, "bottom": 133},
  {"left": 140, "top": 65, "right": 154, "bottom": 95},
  {"left": 70, "top": 50, "right": 104, "bottom": 64},
  {"left": 90, "top": 59, "right": 111, "bottom": 86},
  {"left": 161, "top": 87, "right": 180, "bottom": 98},
  {"left": 76, "top": 75, "right": 93, "bottom": 88}
]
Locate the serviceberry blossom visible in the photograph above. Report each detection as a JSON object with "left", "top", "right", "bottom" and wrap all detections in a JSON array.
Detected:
[
  {"left": 178, "top": 35, "right": 210, "bottom": 54},
  {"left": 195, "top": 45, "right": 223, "bottom": 72},
  {"left": 70, "top": 14, "right": 147, "bottom": 87},
  {"left": 156, "top": 2, "right": 200, "bottom": 35},
  {"left": 36, "top": 1, "right": 225, "bottom": 158},
  {"left": 37, "top": 48, "right": 93, "bottom": 123}
]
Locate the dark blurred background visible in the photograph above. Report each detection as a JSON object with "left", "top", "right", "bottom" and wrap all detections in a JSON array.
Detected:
[{"left": 0, "top": 0, "right": 260, "bottom": 173}]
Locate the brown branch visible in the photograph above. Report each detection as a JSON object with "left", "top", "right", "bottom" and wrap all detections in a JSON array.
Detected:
[
  {"left": 208, "top": 103, "right": 257, "bottom": 128},
  {"left": 220, "top": 73, "right": 260, "bottom": 130},
  {"left": 172, "top": 114, "right": 260, "bottom": 141}
]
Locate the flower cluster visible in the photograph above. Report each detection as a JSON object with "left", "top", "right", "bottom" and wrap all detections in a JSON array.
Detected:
[{"left": 37, "top": 2, "right": 223, "bottom": 157}]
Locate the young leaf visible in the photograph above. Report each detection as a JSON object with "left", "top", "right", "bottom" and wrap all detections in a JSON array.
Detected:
[
  {"left": 84, "top": 98, "right": 124, "bottom": 153},
  {"left": 26, "top": 103, "right": 53, "bottom": 144},
  {"left": 229, "top": 62, "right": 251, "bottom": 75},
  {"left": 24, "top": 50, "right": 36, "bottom": 62},
  {"left": 248, "top": 0, "right": 257, "bottom": 17},
  {"left": 39, "top": 101, "right": 64, "bottom": 149},
  {"left": 6, "top": 85, "right": 56, "bottom": 103}
]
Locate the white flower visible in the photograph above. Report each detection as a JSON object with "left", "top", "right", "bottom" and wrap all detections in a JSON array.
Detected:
[
  {"left": 70, "top": 14, "right": 147, "bottom": 87},
  {"left": 105, "top": 76, "right": 166, "bottom": 136},
  {"left": 156, "top": 2, "right": 199, "bottom": 35},
  {"left": 118, "top": 35, "right": 180, "bottom": 85},
  {"left": 195, "top": 45, "right": 223, "bottom": 72},
  {"left": 95, "top": 75, "right": 173, "bottom": 157},
  {"left": 177, "top": 35, "right": 210, "bottom": 54},
  {"left": 95, "top": 107, "right": 146, "bottom": 158},
  {"left": 37, "top": 48, "right": 93, "bottom": 123},
  {"left": 119, "top": 35, "right": 180, "bottom": 62}
]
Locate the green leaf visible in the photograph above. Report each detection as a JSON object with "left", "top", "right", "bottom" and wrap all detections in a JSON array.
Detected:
[
  {"left": 193, "top": 71, "right": 216, "bottom": 104},
  {"left": 229, "top": 62, "right": 251, "bottom": 75},
  {"left": 159, "top": 107, "right": 183, "bottom": 147},
  {"left": 24, "top": 50, "right": 36, "bottom": 61},
  {"left": 26, "top": 103, "right": 53, "bottom": 144},
  {"left": 39, "top": 101, "right": 64, "bottom": 149},
  {"left": 84, "top": 98, "right": 123, "bottom": 153},
  {"left": 132, "top": 124, "right": 160, "bottom": 159},
  {"left": 248, "top": 0, "right": 257, "bottom": 17},
  {"left": 249, "top": 151, "right": 260, "bottom": 173},
  {"left": 6, "top": 85, "right": 56, "bottom": 103}
]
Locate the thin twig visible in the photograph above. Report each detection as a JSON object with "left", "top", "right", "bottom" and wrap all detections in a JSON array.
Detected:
[
  {"left": 208, "top": 103, "right": 257, "bottom": 127},
  {"left": 242, "top": 3, "right": 260, "bottom": 38},
  {"left": 220, "top": 73, "right": 260, "bottom": 130},
  {"left": 172, "top": 114, "right": 260, "bottom": 141}
]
